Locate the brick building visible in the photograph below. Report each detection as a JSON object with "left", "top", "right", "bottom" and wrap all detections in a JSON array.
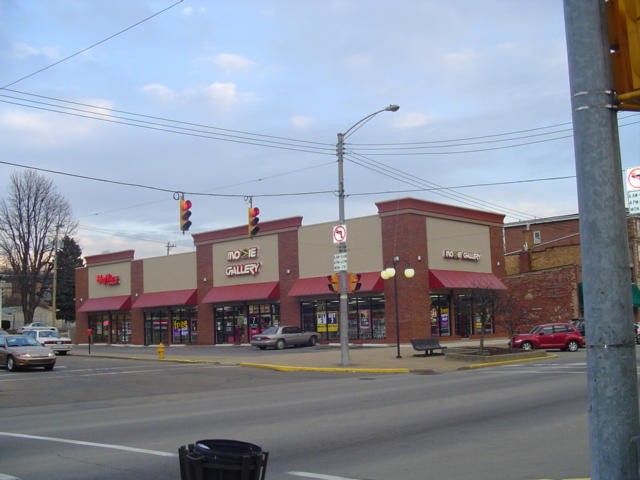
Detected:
[
  {"left": 75, "top": 197, "right": 507, "bottom": 346},
  {"left": 504, "top": 213, "right": 640, "bottom": 324}
]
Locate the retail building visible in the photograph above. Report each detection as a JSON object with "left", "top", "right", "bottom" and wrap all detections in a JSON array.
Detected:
[{"left": 75, "top": 198, "right": 507, "bottom": 345}]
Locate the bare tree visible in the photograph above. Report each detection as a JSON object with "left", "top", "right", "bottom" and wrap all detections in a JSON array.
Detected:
[
  {"left": 493, "top": 291, "right": 533, "bottom": 340},
  {"left": 0, "top": 171, "right": 76, "bottom": 325}
]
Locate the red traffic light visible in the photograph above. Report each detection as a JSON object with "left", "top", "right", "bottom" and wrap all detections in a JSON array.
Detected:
[
  {"left": 248, "top": 207, "right": 260, "bottom": 237},
  {"left": 180, "top": 199, "right": 193, "bottom": 232}
]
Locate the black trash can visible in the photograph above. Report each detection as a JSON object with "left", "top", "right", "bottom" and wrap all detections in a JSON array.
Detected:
[{"left": 179, "top": 439, "right": 269, "bottom": 480}]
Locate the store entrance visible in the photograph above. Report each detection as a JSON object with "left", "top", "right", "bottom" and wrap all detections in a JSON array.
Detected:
[
  {"left": 144, "top": 311, "right": 169, "bottom": 345},
  {"left": 215, "top": 306, "right": 244, "bottom": 344}
]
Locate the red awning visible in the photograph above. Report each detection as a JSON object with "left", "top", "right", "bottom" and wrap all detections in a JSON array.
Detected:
[
  {"left": 288, "top": 272, "right": 384, "bottom": 296},
  {"left": 429, "top": 270, "right": 507, "bottom": 290},
  {"left": 78, "top": 295, "right": 131, "bottom": 313},
  {"left": 202, "top": 281, "right": 279, "bottom": 303},
  {"left": 132, "top": 289, "right": 197, "bottom": 308}
]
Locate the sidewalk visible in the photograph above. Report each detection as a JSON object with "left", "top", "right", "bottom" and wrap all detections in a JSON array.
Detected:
[{"left": 70, "top": 338, "right": 551, "bottom": 373}]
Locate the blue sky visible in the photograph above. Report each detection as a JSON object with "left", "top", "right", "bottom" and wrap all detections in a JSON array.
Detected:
[{"left": 1, "top": 1, "right": 637, "bottom": 259}]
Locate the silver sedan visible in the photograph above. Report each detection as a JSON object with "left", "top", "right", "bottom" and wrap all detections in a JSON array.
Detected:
[{"left": 250, "top": 325, "right": 319, "bottom": 350}]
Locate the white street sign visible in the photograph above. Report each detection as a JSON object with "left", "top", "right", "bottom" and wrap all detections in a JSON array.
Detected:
[
  {"left": 334, "top": 252, "right": 347, "bottom": 272},
  {"left": 333, "top": 225, "right": 347, "bottom": 244}
]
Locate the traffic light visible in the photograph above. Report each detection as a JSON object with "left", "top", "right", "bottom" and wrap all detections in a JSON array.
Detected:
[
  {"left": 180, "top": 198, "right": 192, "bottom": 233},
  {"left": 248, "top": 206, "right": 260, "bottom": 237},
  {"left": 607, "top": 0, "right": 640, "bottom": 98},
  {"left": 327, "top": 274, "right": 339, "bottom": 294},
  {"left": 348, "top": 273, "right": 361, "bottom": 294}
]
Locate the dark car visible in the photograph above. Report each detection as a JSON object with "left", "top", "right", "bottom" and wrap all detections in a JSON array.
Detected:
[
  {"left": 250, "top": 325, "right": 319, "bottom": 350},
  {"left": 570, "top": 318, "right": 585, "bottom": 336},
  {"left": 508, "top": 322, "right": 585, "bottom": 352}
]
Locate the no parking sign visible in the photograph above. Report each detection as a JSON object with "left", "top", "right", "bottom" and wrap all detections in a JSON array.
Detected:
[{"left": 626, "top": 167, "right": 640, "bottom": 214}]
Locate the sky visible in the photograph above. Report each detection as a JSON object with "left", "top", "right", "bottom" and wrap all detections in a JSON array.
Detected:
[{"left": 1, "top": 0, "right": 638, "bottom": 260}]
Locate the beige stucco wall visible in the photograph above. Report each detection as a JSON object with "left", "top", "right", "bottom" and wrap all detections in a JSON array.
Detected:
[
  {"left": 426, "top": 217, "right": 492, "bottom": 273},
  {"left": 213, "top": 235, "right": 279, "bottom": 285},
  {"left": 143, "top": 252, "right": 197, "bottom": 292},
  {"left": 88, "top": 262, "right": 132, "bottom": 298},
  {"left": 298, "top": 215, "right": 383, "bottom": 278}
]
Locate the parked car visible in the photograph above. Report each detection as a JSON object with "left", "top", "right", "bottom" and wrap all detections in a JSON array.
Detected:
[
  {"left": 0, "top": 335, "right": 56, "bottom": 371},
  {"left": 0, "top": 329, "right": 8, "bottom": 336},
  {"left": 22, "top": 330, "right": 73, "bottom": 355},
  {"left": 250, "top": 325, "right": 319, "bottom": 350},
  {"left": 509, "top": 322, "right": 585, "bottom": 352},
  {"left": 19, "top": 322, "right": 57, "bottom": 332},
  {"left": 635, "top": 323, "right": 640, "bottom": 344},
  {"left": 570, "top": 318, "right": 585, "bottom": 336}
]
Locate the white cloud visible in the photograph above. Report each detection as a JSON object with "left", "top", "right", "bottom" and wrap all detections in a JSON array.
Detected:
[
  {"left": 213, "top": 54, "right": 258, "bottom": 75},
  {"left": 290, "top": 116, "right": 314, "bottom": 130},
  {"left": 393, "top": 112, "right": 433, "bottom": 129},
  {"left": 140, "top": 84, "right": 178, "bottom": 103},
  {"left": 11, "top": 42, "right": 59, "bottom": 60},
  {"left": 0, "top": 109, "right": 92, "bottom": 147},
  {"left": 203, "top": 83, "right": 239, "bottom": 105},
  {"left": 182, "top": 7, "right": 205, "bottom": 16}
]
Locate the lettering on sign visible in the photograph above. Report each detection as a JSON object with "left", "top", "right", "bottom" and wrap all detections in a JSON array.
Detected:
[
  {"left": 95, "top": 274, "right": 120, "bottom": 285},
  {"left": 443, "top": 250, "right": 481, "bottom": 262},
  {"left": 225, "top": 262, "right": 262, "bottom": 276},
  {"left": 227, "top": 247, "right": 259, "bottom": 262}
]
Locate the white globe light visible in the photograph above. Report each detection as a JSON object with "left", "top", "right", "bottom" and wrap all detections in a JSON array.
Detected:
[
  {"left": 380, "top": 270, "right": 389, "bottom": 280},
  {"left": 385, "top": 267, "right": 396, "bottom": 278},
  {"left": 404, "top": 268, "right": 415, "bottom": 278}
]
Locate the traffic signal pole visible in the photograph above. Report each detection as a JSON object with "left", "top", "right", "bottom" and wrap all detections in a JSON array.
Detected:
[{"left": 563, "top": 1, "right": 640, "bottom": 478}]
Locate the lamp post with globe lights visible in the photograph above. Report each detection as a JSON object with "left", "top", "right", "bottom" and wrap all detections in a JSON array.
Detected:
[
  {"left": 336, "top": 105, "right": 399, "bottom": 366},
  {"left": 380, "top": 256, "right": 415, "bottom": 358}
]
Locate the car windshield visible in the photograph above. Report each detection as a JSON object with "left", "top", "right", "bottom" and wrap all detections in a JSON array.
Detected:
[
  {"left": 7, "top": 337, "right": 41, "bottom": 347},
  {"left": 261, "top": 327, "right": 279, "bottom": 334},
  {"left": 39, "top": 331, "right": 61, "bottom": 338},
  {"left": 529, "top": 326, "right": 543, "bottom": 334}
]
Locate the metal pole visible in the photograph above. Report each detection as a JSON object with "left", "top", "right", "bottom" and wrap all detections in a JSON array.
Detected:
[
  {"left": 393, "top": 264, "right": 401, "bottom": 358},
  {"left": 52, "top": 224, "right": 60, "bottom": 329},
  {"left": 336, "top": 106, "right": 399, "bottom": 367},
  {"left": 337, "top": 132, "right": 350, "bottom": 367},
  {"left": 563, "top": 1, "right": 640, "bottom": 478}
]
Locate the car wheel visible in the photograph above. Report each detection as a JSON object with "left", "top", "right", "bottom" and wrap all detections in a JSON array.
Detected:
[
  {"left": 7, "top": 356, "right": 17, "bottom": 372},
  {"left": 44, "top": 364, "right": 54, "bottom": 371},
  {"left": 308, "top": 336, "right": 317, "bottom": 347},
  {"left": 567, "top": 340, "right": 580, "bottom": 352},
  {"left": 57, "top": 351, "right": 68, "bottom": 355},
  {"left": 521, "top": 341, "right": 534, "bottom": 350},
  {"left": 275, "top": 339, "right": 285, "bottom": 350}
]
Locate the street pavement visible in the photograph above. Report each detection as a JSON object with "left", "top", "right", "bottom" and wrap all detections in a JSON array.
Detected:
[{"left": 69, "top": 337, "right": 551, "bottom": 373}]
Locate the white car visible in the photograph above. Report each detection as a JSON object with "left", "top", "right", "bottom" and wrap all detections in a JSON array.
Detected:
[
  {"left": 19, "top": 322, "right": 58, "bottom": 332},
  {"left": 21, "top": 330, "right": 72, "bottom": 355}
]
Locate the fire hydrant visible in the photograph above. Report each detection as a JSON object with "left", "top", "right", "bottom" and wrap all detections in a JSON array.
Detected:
[{"left": 157, "top": 342, "right": 165, "bottom": 360}]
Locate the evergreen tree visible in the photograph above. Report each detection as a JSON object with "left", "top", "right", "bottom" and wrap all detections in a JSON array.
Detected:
[{"left": 56, "top": 236, "right": 84, "bottom": 323}]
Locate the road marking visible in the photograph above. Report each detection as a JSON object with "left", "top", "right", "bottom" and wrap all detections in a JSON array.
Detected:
[
  {"left": 287, "top": 472, "right": 358, "bottom": 480},
  {"left": 0, "top": 432, "right": 177, "bottom": 458}
]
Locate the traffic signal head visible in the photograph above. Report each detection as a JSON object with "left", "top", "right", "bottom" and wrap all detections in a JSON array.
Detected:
[
  {"left": 180, "top": 199, "right": 192, "bottom": 232},
  {"left": 327, "top": 274, "right": 339, "bottom": 294},
  {"left": 607, "top": 0, "right": 640, "bottom": 97},
  {"left": 248, "top": 207, "right": 260, "bottom": 237},
  {"left": 348, "top": 273, "right": 361, "bottom": 293}
]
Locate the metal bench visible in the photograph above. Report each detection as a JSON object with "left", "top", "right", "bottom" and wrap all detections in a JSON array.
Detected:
[{"left": 411, "top": 338, "right": 448, "bottom": 356}]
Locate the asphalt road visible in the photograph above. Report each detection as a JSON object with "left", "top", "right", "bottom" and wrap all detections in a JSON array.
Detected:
[{"left": 0, "top": 350, "right": 596, "bottom": 480}]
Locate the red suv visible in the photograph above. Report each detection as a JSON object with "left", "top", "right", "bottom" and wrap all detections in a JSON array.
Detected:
[{"left": 509, "top": 322, "right": 585, "bottom": 352}]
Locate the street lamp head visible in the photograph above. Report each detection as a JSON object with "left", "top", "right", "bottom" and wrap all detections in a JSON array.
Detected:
[
  {"left": 385, "top": 105, "right": 400, "bottom": 112},
  {"left": 404, "top": 268, "right": 415, "bottom": 278},
  {"left": 385, "top": 267, "right": 396, "bottom": 278}
]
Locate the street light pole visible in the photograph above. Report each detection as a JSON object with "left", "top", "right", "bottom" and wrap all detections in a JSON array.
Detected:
[
  {"left": 336, "top": 105, "right": 399, "bottom": 367},
  {"left": 381, "top": 256, "right": 415, "bottom": 358}
]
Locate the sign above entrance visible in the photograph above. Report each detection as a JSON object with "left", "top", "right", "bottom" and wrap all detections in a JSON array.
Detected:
[
  {"left": 443, "top": 250, "right": 481, "bottom": 262},
  {"left": 95, "top": 274, "right": 120, "bottom": 285}
]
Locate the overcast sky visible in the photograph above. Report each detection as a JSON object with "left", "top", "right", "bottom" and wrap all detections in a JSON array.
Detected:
[{"left": 1, "top": 1, "right": 638, "bottom": 259}]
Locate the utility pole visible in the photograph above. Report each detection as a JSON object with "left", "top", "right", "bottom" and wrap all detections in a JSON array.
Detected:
[
  {"left": 51, "top": 224, "right": 61, "bottom": 329},
  {"left": 166, "top": 242, "right": 177, "bottom": 255},
  {"left": 563, "top": 1, "right": 640, "bottom": 478}
]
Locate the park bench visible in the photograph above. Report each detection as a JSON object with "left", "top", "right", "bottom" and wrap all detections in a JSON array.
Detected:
[{"left": 411, "top": 338, "right": 448, "bottom": 356}]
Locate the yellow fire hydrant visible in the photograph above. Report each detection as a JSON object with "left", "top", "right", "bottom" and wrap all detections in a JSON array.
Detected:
[{"left": 157, "top": 342, "right": 165, "bottom": 360}]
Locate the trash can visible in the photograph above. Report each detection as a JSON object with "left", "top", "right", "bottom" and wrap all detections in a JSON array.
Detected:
[{"left": 179, "top": 439, "right": 269, "bottom": 480}]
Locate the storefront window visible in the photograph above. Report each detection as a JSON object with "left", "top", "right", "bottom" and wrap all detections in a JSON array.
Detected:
[
  {"left": 214, "top": 306, "right": 244, "bottom": 344},
  {"left": 144, "top": 310, "right": 169, "bottom": 345},
  {"left": 301, "top": 296, "right": 385, "bottom": 341},
  {"left": 88, "top": 313, "right": 110, "bottom": 343},
  {"left": 247, "top": 303, "right": 280, "bottom": 337},
  {"left": 172, "top": 308, "right": 198, "bottom": 344},
  {"left": 111, "top": 312, "right": 131, "bottom": 343},
  {"left": 454, "top": 294, "right": 473, "bottom": 338},
  {"left": 430, "top": 295, "right": 451, "bottom": 337}
]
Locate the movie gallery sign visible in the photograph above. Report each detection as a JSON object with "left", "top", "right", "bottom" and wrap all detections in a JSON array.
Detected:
[
  {"left": 226, "top": 247, "right": 261, "bottom": 276},
  {"left": 443, "top": 250, "right": 481, "bottom": 262}
]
